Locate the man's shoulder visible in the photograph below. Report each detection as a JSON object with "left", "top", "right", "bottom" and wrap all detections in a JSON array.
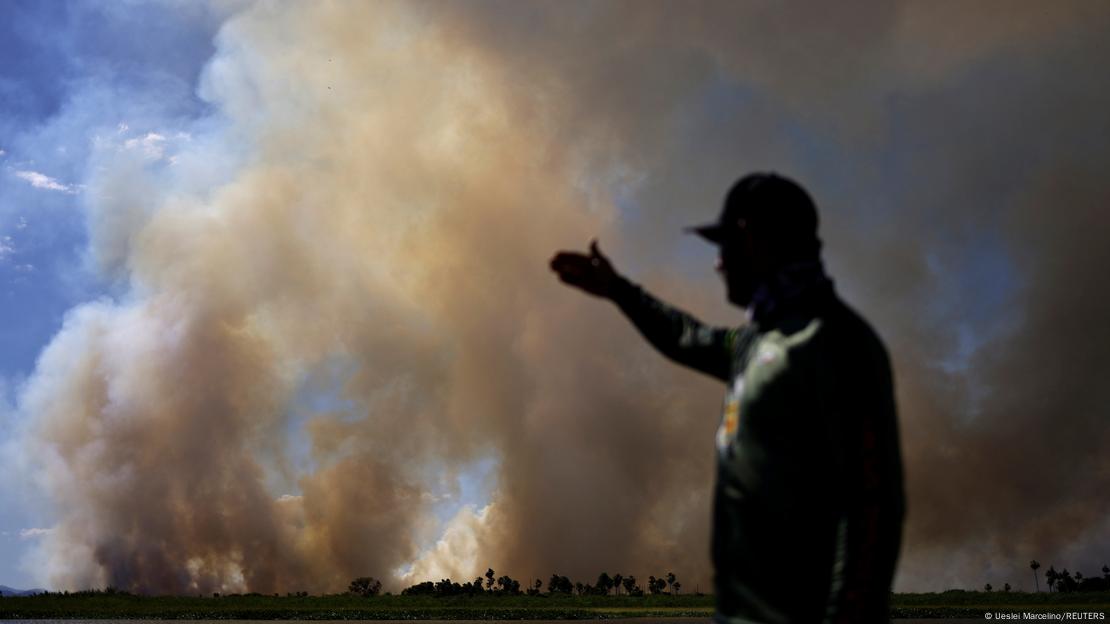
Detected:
[
  {"left": 824, "top": 296, "right": 889, "bottom": 355},
  {"left": 770, "top": 295, "right": 889, "bottom": 364}
]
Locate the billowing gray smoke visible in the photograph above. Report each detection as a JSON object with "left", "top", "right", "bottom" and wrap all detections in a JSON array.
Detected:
[{"left": 18, "top": 0, "right": 1110, "bottom": 594}]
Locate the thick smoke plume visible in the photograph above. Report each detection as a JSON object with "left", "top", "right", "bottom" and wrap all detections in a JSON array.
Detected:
[{"left": 18, "top": 1, "right": 1110, "bottom": 594}]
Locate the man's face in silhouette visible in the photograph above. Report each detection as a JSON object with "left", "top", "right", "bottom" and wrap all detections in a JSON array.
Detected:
[{"left": 716, "top": 228, "right": 760, "bottom": 307}]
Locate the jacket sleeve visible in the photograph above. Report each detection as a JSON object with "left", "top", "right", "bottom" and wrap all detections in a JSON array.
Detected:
[{"left": 610, "top": 276, "right": 737, "bottom": 382}]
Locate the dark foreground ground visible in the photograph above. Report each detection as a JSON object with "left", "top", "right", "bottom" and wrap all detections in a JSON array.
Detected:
[
  {"left": 0, "top": 617, "right": 999, "bottom": 621},
  {"left": 0, "top": 591, "right": 1107, "bottom": 619}
]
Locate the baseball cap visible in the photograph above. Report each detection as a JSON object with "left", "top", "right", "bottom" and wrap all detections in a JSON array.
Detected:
[{"left": 688, "top": 172, "right": 819, "bottom": 246}]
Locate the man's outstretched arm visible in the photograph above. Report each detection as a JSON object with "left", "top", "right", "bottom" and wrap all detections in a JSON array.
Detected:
[{"left": 550, "top": 240, "right": 736, "bottom": 382}]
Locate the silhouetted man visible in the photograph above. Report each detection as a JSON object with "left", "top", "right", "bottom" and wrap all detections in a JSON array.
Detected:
[{"left": 550, "top": 173, "right": 905, "bottom": 623}]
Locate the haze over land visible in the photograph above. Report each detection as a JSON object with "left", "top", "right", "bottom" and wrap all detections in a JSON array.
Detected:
[{"left": 1, "top": 0, "right": 1108, "bottom": 596}]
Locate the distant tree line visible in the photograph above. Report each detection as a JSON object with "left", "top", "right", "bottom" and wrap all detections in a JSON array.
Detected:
[
  {"left": 1018, "top": 561, "right": 1110, "bottom": 593},
  {"left": 353, "top": 568, "right": 687, "bottom": 598},
  {"left": 348, "top": 577, "right": 382, "bottom": 597}
]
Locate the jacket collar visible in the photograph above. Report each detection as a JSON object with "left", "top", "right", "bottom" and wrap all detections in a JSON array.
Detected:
[{"left": 748, "top": 260, "right": 834, "bottom": 326}]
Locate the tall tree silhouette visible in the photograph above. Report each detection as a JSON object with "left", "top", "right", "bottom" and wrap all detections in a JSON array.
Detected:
[
  {"left": 613, "top": 573, "right": 623, "bottom": 596},
  {"left": 548, "top": 574, "right": 572, "bottom": 595},
  {"left": 1031, "top": 560, "right": 1041, "bottom": 592},
  {"left": 496, "top": 575, "right": 521, "bottom": 594},
  {"left": 597, "top": 572, "right": 613, "bottom": 595},
  {"left": 1059, "top": 569, "right": 1075, "bottom": 592}
]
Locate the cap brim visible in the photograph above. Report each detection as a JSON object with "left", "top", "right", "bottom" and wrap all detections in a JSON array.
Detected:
[{"left": 685, "top": 223, "right": 725, "bottom": 244}]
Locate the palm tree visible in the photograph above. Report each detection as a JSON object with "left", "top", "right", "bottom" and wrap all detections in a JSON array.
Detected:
[
  {"left": 597, "top": 572, "right": 613, "bottom": 596},
  {"left": 1031, "top": 560, "right": 1041, "bottom": 592},
  {"left": 1059, "top": 569, "right": 1074, "bottom": 593},
  {"left": 1046, "top": 566, "right": 1058, "bottom": 592},
  {"left": 612, "top": 574, "right": 623, "bottom": 596},
  {"left": 666, "top": 572, "right": 677, "bottom": 594}
]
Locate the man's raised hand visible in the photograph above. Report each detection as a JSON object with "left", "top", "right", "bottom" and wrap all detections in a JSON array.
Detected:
[{"left": 549, "top": 239, "right": 618, "bottom": 298}]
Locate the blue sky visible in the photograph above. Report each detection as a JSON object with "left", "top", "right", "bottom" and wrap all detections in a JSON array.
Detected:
[{"left": 0, "top": 0, "right": 220, "bottom": 372}]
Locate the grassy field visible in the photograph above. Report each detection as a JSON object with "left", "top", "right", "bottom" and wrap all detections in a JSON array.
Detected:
[
  {"left": 890, "top": 590, "right": 1110, "bottom": 619},
  {"left": 0, "top": 590, "right": 1107, "bottom": 619},
  {"left": 0, "top": 592, "right": 711, "bottom": 620}
]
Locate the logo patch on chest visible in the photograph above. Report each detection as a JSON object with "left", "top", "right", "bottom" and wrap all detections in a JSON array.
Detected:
[
  {"left": 716, "top": 376, "right": 745, "bottom": 454},
  {"left": 756, "top": 342, "right": 783, "bottom": 365}
]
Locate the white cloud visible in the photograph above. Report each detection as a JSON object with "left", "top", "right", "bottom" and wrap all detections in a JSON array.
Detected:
[
  {"left": 123, "top": 133, "right": 168, "bottom": 160},
  {"left": 19, "top": 527, "right": 54, "bottom": 540},
  {"left": 0, "top": 148, "right": 6, "bottom": 157},
  {"left": 16, "top": 217, "right": 27, "bottom": 230},
  {"left": 13, "top": 170, "right": 76, "bottom": 193},
  {"left": 420, "top": 491, "right": 453, "bottom": 504},
  {"left": 0, "top": 235, "right": 13, "bottom": 260}
]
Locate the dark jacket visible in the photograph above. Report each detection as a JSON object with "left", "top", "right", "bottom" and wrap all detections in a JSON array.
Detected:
[{"left": 612, "top": 270, "right": 905, "bottom": 624}]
